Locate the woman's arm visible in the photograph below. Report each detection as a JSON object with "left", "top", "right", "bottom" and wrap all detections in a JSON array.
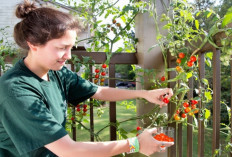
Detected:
[
  {"left": 45, "top": 128, "right": 174, "bottom": 157},
  {"left": 45, "top": 135, "right": 129, "bottom": 157},
  {"left": 91, "top": 86, "right": 173, "bottom": 107}
]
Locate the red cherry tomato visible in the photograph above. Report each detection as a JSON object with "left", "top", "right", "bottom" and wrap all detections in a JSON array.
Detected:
[
  {"left": 76, "top": 108, "right": 81, "bottom": 112},
  {"left": 191, "top": 100, "right": 198, "bottom": 105},
  {"left": 101, "top": 72, "right": 106, "bottom": 76},
  {"left": 95, "top": 69, "right": 100, "bottom": 73},
  {"left": 102, "top": 64, "right": 107, "bottom": 68},
  {"left": 178, "top": 52, "right": 185, "bottom": 59},
  {"left": 163, "top": 98, "right": 170, "bottom": 104},
  {"left": 183, "top": 102, "right": 189, "bottom": 107},
  {"left": 187, "top": 61, "right": 193, "bottom": 67},
  {"left": 190, "top": 56, "right": 197, "bottom": 62},
  {"left": 181, "top": 113, "right": 186, "bottom": 118},
  {"left": 161, "top": 76, "right": 165, "bottom": 81},
  {"left": 136, "top": 126, "right": 142, "bottom": 131},
  {"left": 95, "top": 74, "right": 99, "bottom": 78}
]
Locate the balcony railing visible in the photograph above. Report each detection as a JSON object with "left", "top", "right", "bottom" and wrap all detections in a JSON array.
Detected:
[{"left": 1, "top": 45, "right": 231, "bottom": 157}]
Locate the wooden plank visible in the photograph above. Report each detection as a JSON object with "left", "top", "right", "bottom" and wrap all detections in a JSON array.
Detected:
[
  {"left": 187, "top": 77, "right": 193, "bottom": 157},
  {"left": 109, "top": 64, "right": 117, "bottom": 140},
  {"left": 89, "top": 65, "right": 94, "bottom": 142},
  {"left": 230, "top": 55, "right": 232, "bottom": 157},
  {"left": 198, "top": 52, "right": 205, "bottom": 157},
  {"left": 212, "top": 49, "right": 221, "bottom": 154},
  {"left": 71, "top": 51, "right": 138, "bottom": 64},
  {"left": 71, "top": 63, "right": 77, "bottom": 141},
  {"left": 178, "top": 123, "right": 183, "bottom": 157},
  {"left": 167, "top": 51, "right": 177, "bottom": 157}
]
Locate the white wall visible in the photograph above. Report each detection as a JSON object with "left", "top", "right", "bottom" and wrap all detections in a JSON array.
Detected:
[
  {"left": 0, "top": 0, "right": 88, "bottom": 47},
  {"left": 0, "top": 0, "right": 21, "bottom": 43}
]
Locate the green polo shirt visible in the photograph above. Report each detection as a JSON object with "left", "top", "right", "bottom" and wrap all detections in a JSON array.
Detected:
[{"left": 0, "top": 58, "right": 98, "bottom": 157}]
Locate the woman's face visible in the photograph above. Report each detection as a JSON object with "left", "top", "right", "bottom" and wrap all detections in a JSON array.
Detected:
[{"left": 34, "top": 30, "right": 77, "bottom": 71}]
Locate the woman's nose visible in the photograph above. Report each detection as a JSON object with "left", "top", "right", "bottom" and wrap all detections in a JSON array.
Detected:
[{"left": 63, "top": 48, "right": 71, "bottom": 60}]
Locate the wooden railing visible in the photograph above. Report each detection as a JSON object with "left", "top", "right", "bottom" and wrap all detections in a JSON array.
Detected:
[
  {"left": 69, "top": 46, "right": 138, "bottom": 141},
  {"left": 1, "top": 45, "right": 231, "bottom": 157}
]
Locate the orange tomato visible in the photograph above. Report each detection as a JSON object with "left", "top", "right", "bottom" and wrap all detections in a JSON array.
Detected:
[
  {"left": 176, "top": 66, "right": 182, "bottom": 72},
  {"left": 176, "top": 58, "right": 181, "bottom": 64},
  {"left": 174, "top": 114, "right": 181, "bottom": 121},
  {"left": 185, "top": 107, "right": 191, "bottom": 113}
]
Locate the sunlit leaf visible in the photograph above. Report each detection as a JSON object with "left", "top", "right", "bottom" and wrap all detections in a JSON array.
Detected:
[
  {"left": 205, "top": 109, "right": 211, "bottom": 119},
  {"left": 205, "top": 91, "right": 212, "bottom": 101},
  {"left": 201, "top": 78, "right": 209, "bottom": 86},
  {"left": 222, "top": 13, "right": 232, "bottom": 28},
  {"left": 195, "top": 20, "right": 199, "bottom": 30}
]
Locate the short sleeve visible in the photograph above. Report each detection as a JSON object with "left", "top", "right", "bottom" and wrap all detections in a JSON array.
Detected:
[
  {"left": 58, "top": 67, "right": 98, "bottom": 105},
  {"left": 1, "top": 95, "right": 67, "bottom": 155}
]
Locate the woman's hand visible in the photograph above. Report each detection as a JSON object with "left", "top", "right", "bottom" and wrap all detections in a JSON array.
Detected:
[
  {"left": 143, "top": 88, "right": 173, "bottom": 108},
  {"left": 137, "top": 128, "right": 174, "bottom": 156}
]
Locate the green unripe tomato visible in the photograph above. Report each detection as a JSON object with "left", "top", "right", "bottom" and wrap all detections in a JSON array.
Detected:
[
  {"left": 161, "top": 13, "right": 166, "bottom": 18},
  {"left": 226, "top": 48, "right": 232, "bottom": 55},
  {"left": 221, "top": 39, "right": 227, "bottom": 46},
  {"left": 225, "top": 30, "right": 231, "bottom": 37},
  {"left": 169, "top": 48, "right": 174, "bottom": 53},
  {"left": 176, "top": 43, "right": 181, "bottom": 49},
  {"left": 169, "top": 42, "right": 174, "bottom": 48}
]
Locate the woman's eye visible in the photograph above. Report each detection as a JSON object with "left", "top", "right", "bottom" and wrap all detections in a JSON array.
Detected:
[{"left": 58, "top": 47, "right": 66, "bottom": 50}]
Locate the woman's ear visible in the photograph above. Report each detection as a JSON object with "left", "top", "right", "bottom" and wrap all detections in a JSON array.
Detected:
[{"left": 27, "top": 42, "right": 38, "bottom": 51}]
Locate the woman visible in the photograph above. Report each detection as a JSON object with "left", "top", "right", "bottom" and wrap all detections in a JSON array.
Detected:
[{"left": 0, "top": 0, "right": 174, "bottom": 157}]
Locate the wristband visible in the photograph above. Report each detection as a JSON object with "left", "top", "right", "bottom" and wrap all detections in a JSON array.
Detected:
[{"left": 127, "top": 137, "right": 140, "bottom": 154}]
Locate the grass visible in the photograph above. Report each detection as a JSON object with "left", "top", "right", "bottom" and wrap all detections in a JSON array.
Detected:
[
  {"left": 69, "top": 100, "right": 137, "bottom": 142},
  {"left": 67, "top": 100, "right": 229, "bottom": 156}
]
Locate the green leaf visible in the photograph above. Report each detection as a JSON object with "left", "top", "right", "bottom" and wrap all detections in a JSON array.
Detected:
[
  {"left": 195, "top": 20, "right": 199, "bottom": 30},
  {"left": 121, "top": 15, "right": 126, "bottom": 23},
  {"left": 196, "top": 11, "right": 201, "bottom": 17},
  {"left": 186, "top": 71, "right": 193, "bottom": 79},
  {"left": 205, "top": 58, "right": 212, "bottom": 67},
  {"left": 114, "top": 36, "right": 121, "bottom": 43},
  {"left": 163, "top": 23, "right": 173, "bottom": 29},
  {"left": 147, "top": 44, "right": 158, "bottom": 52},
  {"left": 156, "top": 34, "right": 162, "bottom": 40},
  {"left": 222, "top": 13, "right": 232, "bottom": 28},
  {"left": 207, "top": 12, "right": 213, "bottom": 18},
  {"left": 205, "top": 109, "right": 211, "bottom": 119},
  {"left": 205, "top": 91, "right": 212, "bottom": 101},
  {"left": 165, "top": 68, "right": 176, "bottom": 72},
  {"left": 83, "top": 119, "right": 89, "bottom": 123},
  {"left": 173, "top": 87, "right": 189, "bottom": 97},
  {"left": 115, "top": 47, "right": 123, "bottom": 52},
  {"left": 201, "top": 78, "right": 209, "bottom": 86},
  {"left": 205, "top": 52, "right": 213, "bottom": 60}
]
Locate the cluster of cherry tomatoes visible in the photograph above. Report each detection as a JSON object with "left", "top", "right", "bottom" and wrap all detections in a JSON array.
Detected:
[
  {"left": 154, "top": 133, "right": 174, "bottom": 142},
  {"left": 176, "top": 52, "right": 197, "bottom": 72},
  {"left": 70, "top": 104, "right": 89, "bottom": 121},
  {"left": 136, "top": 126, "right": 142, "bottom": 136},
  {"left": 76, "top": 104, "right": 88, "bottom": 116},
  {"left": 174, "top": 99, "right": 199, "bottom": 121},
  {"left": 94, "top": 64, "right": 107, "bottom": 85},
  {"left": 106, "top": 19, "right": 121, "bottom": 34}
]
